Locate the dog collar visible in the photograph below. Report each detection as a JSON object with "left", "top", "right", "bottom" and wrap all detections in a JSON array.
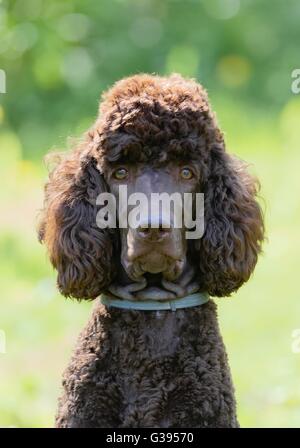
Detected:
[{"left": 99, "top": 291, "right": 209, "bottom": 311}]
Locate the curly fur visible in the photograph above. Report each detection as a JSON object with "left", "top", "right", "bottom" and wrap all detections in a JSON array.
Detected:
[
  {"left": 38, "top": 73, "right": 264, "bottom": 427},
  {"left": 56, "top": 301, "right": 237, "bottom": 428}
]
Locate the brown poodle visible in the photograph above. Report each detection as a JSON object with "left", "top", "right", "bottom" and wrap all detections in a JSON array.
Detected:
[{"left": 38, "top": 74, "right": 264, "bottom": 428}]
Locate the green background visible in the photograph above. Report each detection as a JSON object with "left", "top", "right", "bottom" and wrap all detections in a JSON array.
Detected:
[{"left": 0, "top": 0, "right": 300, "bottom": 427}]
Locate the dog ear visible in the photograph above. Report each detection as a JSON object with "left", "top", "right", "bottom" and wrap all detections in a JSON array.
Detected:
[
  {"left": 38, "top": 141, "right": 115, "bottom": 300},
  {"left": 197, "top": 143, "right": 264, "bottom": 297}
]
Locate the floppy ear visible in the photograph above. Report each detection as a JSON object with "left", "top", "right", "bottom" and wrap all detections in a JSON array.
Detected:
[
  {"left": 197, "top": 143, "right": 264, "bottom": 297},
  {"left": 38, "top": 141, "right": 115, "bottom": 300}
]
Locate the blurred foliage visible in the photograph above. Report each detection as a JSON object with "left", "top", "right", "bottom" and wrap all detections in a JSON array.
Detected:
[
  {"left": 1, "top": 0, "right": 300, "bottom": 159},
  {"left": 0, "top": 0, "right": 300, "bottom": 428}
]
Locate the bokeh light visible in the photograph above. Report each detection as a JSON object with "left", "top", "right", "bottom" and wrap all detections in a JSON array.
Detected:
[
  {"left": 202, "top": 0, "right": 240, "bottom": 20},
  {"left": 165, "top": 45, "right": 199, "bottom": 77},
  {"left": 217, "top": 55, "right": 252, "bottom": 87}
]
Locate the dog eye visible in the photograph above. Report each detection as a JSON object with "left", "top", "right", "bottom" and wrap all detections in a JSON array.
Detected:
[
  {"left": 180, "top": 167, "right": 193, "bottom": 180},
  {"left": 113, "top": 167, "right": 128, "bottom": 180}
]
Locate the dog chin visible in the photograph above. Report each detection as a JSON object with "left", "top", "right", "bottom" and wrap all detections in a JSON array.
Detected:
[
  {"left": 110, "top": 256, "right": 198, "bottom": 301},
  {"left": 124, "top": 256, "right": 185, "bottom": 282}
]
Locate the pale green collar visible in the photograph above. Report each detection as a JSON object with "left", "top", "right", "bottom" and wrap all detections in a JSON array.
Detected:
[{"left": 100, "top": 291, "right": 209, "bottom": 311}]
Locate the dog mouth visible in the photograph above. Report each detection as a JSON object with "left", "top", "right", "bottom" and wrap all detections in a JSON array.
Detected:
[
  {"left": 123, "top": 253, "right": 185, "bottom": 282},
  {"left": 108, "top": 237, "right": 199, "bottom": 301},
  {"left": 107, "top": 253, "right": 200, "bottom": 301},
  {"left": 140, "top": 253, "right": 184, "bottom": 276}
]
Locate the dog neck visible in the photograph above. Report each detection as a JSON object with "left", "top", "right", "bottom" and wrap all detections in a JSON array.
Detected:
[{"left": 100, "top": 291, "right": 209, "bottom": 311}]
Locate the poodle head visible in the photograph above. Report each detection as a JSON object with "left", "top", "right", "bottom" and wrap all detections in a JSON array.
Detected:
[{"left": 38, "top": 74, "right": 264, "bottom": 300}]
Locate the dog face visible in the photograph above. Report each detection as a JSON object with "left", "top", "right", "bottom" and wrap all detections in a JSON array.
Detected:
[
  {"left": 38, "top": 74, "right": 264, "bottom": 300},
  {"left": 108, "top": 164, "right": 198, "bottom": 281},
  {"left": 105, "top": 161, "right": 199, "bottom": 282}
]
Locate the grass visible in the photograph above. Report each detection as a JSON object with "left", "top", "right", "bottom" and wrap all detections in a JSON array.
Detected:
[{"left": 0, "top": 96, "right": 300, "bottom": 427}]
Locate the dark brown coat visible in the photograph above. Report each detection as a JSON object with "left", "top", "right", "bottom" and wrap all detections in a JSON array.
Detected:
[{"left": 56, "top": 300, "right": 238, "bottom": 428}]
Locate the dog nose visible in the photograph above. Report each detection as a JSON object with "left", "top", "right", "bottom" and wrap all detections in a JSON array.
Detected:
[{"left": 136, "top": 220, "right": 171, "bottom": 241}]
